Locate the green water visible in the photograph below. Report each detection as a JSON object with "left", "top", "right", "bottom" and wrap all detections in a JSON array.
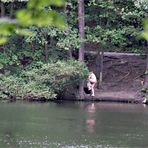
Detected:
[{"left": 0, "top": 102, "right": 148, "bottom": 148}]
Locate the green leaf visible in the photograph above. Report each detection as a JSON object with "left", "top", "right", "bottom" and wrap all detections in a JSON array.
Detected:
[
  {"left": 50, "top": 11, "right": 66, "bottom": 29},
  {"left": 28, "top": 0, "right": 65, "bottom": 10},
  {"left": 16, "top": 9, "right": 33, "bottom": 26},
  {"left": 16, "top": 9, "right": 66, "bottom": 28},
  {"left": 141, "top": 31, "right": 148, "bottom": 40},
  {"left": 32, "top": 11, "right": 54, "bottom": 27},
  {"left": 144, "top": 18, "right": 148, "bottom": 30},
  {"left": 48, "top": 0, "right": 65, "bottom": 7},
  {"left": 0, "top": 24, "right": 16, "bottom": 35},
  {"left": 15, "top": 29, "right": 33, "bottom": 36},
  {"left": 141, "top": 18, "right": 148, "bottom": 41},
  {"left": 0, "top": 37, "right": 7, "bottom": 44}
]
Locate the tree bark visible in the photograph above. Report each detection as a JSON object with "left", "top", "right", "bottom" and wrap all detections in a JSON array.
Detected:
[
  {"left": 0, "top": 2, "right": 5, "bottom": 17},
  {"left": 44, "top": 41, "right": 48, "bottom": 62},
  {"left": 144, "top": 49, "right": 148, "bottom": 91},
  {"left": 68, "top": 49, "right": 73, "bottom": 59},
  {"left": 78, "top": 0, "right": 85, "bottom": 99},
  {"left": 95, "top": 51, "right": 100, "bottom": 88},
  {"left": 95, "top": 51, "right": 104, "bottom": 88},
  {"left": 10, "top": 2, "right": 14, "bottom": 18},
  {"left": 78, "top": 0, "right": 85, "bottom": 62},
  {"left": 99, "top": 51, "right": 104, "bottom": 88}
]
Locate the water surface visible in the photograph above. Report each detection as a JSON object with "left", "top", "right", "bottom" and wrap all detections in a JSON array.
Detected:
[{"left": 0, "top": 102, "right": 148, "bottom": 148}]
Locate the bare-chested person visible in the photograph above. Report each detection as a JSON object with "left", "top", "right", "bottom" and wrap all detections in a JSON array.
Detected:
[{"left": 87, "top": 72, "right": 97, "bottom": 97}]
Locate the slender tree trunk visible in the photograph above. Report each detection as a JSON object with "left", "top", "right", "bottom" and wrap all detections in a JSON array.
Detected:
[
  {"left": 99, "top": 51, "right": 104, "bottom": 88},
  {"left": 68, "top": 49, "right": 73, "bottom": 59},
  {"left": 50, "top": 37, "right": 55, "bottom": 48},
  {"left": 144, "top": 49, "right": 148, "bottom": 91},
  {"left": 95, "top": 51, "right": 100, "bottom": 88},
  {"left": 10, "top": 2, "right": 14, "bottom": 18},
  {"left": 78, "top": 0, "right": 85, "bottom": 99},
  {"left": 44, "top": 41, "right": 48, "bottom": 62},
  {"left": 0, "top": 2, "right": 5, "bottom": 17},
  {"left": 78, "top": 0, "right": 85, "bottom": 62}
]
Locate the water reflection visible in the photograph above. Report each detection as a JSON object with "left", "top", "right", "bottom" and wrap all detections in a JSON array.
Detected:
[
  {"left": 86, "top": 103, "right": 96, "bottom": 113},
  {"left": 85, "top": 103, "right": 96, "bottom": 133}
]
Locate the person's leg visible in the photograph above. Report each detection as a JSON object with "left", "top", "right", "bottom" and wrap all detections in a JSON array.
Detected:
[
  {"left": 91, "top": 88, "right": 94, "bottom": 96},
  {"left": 91, "top": 83, "right": 95, "bottom": 96}
]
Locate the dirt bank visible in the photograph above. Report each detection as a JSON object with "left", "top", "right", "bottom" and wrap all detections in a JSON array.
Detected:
[{"left": 84, "top": 52, "right": 147, "bottom": 103}]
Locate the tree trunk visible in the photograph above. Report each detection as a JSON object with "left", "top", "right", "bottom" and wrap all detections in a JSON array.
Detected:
[
  {"left": 95, "top": 51, "right": 104, "bottom": 89},
  {"left": 0, "top": 2, "right": 5, "bottom": 17},
  {"left": 95, "top": 51, "right": 100, "bottom": 88},
  {"left": 99, "top": 51, "right": 104, "bottom": 88},
  {"left": 144, "top": 50, "right": 148, "bottom": 91},
  {"left": 78, "top": 0, "right": 85, "bottom": 62},
  {"left": 10, "top": 2, "right": 14, "bottom": 18},
  {"left": 78, "top": 0, "right": 85, "bottom": 99},
  {"left": 44, "top": 41, "right": 48, "bottom": 62},
  {"left": 68, "top": 49, "right": 73, "bottom": 59}
]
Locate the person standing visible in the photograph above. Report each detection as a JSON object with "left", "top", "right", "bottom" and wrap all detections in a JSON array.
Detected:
[{"left": 87, "top": 72, "right": 97, "bottom": 97}]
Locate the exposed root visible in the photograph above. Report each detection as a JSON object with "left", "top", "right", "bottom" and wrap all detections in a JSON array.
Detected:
[{"left": 117, "top": 71, "right": 131, "bottom": 82}]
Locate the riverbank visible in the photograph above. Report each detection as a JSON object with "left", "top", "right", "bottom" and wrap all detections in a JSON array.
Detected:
[
  {"left": 56, "top": 90, "right": 145, "bottom": 104},
  {"left": 0, "top": 90, "right": 146, "bottom": 104},
  {"left": 0, "top": 52, "right": 147, "bottom": 104},
  {"left": 85, "top": 52, "right": 147, "bottom": 104},
  {"left": 82, "top": 90, "right": 144, "bottom": 103}
]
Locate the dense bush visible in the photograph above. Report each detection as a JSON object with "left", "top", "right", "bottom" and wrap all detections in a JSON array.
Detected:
[{"left": 0, "top": 60, "right": 89, "bottom": 100}]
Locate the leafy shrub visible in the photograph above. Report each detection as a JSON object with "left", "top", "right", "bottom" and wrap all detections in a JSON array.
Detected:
[{"left": 0, "top": 60, "right": 89, "bottom": 100}]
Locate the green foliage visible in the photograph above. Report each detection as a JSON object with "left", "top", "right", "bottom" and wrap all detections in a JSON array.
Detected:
[
  {"left": 27, "top": 0, "right": 65, "bottom": 9},
  {"left": 23, "top": 25, "right": 82, "bottom": 62},
  {"left": 23, "top": 60, "right": 88, "bottom": 92},
  {"left": 0, "top": 75, "right": 56, "bottom": 100},
  {"left": 0, "top": 60, "right": 89, "bottom": 100},
  {"left": 57, "top": 27, "right": 81, "bottom": 50},
  {"left": 85, "top": 0, "right": 147, "bottom": 51},
  {"left": 0, "top": 0, "right": 66, "bottom": 44},
  {"left": 141, "top": 18, "right": 148, "bottom": 41},
  {"left": 0, "top": 51, "right": 20, "bottom": 69},
  {"left": 16, "top": 9, "right": 65, "bottom": 28}
]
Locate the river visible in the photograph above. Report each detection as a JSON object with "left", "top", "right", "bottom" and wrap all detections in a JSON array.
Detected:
[{"left": 0, "top": 102, "right": 148, "bottom": 148}]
